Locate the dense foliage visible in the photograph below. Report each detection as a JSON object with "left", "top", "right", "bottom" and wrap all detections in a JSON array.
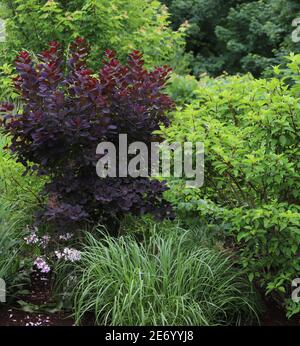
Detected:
[
  {"left": 0, "top": 0, "right": 187, "bottom": 71},
  {"left": 160, "top": 56, "right": 300, "bottom": 316},
  {"left": 163, "top": 0, "right": 300, "bottom": 76},
  {"left": 0, "top": 38, "right": 174, "bottom": 234}
]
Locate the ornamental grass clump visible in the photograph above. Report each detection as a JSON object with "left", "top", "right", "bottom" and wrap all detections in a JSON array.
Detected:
[{"left": 72, "top": 230, "right": 259, "bottom": 326}]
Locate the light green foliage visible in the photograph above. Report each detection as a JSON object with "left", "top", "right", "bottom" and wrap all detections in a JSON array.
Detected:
[
  {"left": 0, "top": 63, "right": 18, "bottom": 102},
  {"left": 160, "top": 56, "right": 300, "bottom": 316},
  {"left": 71, "top": 228, "right": 258, "bottom": 325},
  {"left": 0, "top": 135, "right": 45, "bottom": 207},
  {"left": 0, "top": 0, "right": 187, "bottom": 71}
]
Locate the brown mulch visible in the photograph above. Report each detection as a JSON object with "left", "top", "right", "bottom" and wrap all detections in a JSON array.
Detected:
[{"left": 260, "top": 295, "right": 300, "bottom": 326}]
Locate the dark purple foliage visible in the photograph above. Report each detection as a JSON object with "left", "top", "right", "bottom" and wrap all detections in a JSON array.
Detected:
[{"left": 0, "top": 38, "right": 174, "bottom": 233}]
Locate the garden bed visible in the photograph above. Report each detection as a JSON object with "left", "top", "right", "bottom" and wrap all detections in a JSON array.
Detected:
[
  {"left": 0, "top": 0, "right": 300, "bottom": 327},
  {"left": 1, "top": 295, "right": 300, "bottom": 326},
  {"left": 1, "top": 256, "right": 299, "bottom": 326}
]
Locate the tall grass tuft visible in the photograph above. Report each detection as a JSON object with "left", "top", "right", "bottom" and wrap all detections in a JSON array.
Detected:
[
  {"left": 73, "top": 230, "right": 259, "bottom": 326},
  {"left": 0, "top": 201, "right": 26, "bottom": 285},
  {"left": 0, "top": 132, "right": 44, "bottom": 298}
]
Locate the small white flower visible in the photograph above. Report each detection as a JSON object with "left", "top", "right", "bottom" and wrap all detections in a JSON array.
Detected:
[
  {"left": 24, "top": 233, "right": 39, "bottom": 245},
  {"left": 55, "top": 251, "right": 62, "bottom": 259}
]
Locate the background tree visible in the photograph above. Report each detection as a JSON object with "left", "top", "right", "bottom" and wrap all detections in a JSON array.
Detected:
[
  {"left": 216, "top": 0, "right": 300, "bottom": 76},
  {"left": 163, "top": 0, "right": 300, "bottom": 76}
]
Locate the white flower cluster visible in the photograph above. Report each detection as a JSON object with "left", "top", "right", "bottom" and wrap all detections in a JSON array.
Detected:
[
  {"left": 55, "top": 247, "right": 81, "bottom": 262},
  {"left": 59, "top": 233, "right": 73, "bottom": 241},
  {"left": 24, "top": 227, "right": 50, "bottom": 249}
]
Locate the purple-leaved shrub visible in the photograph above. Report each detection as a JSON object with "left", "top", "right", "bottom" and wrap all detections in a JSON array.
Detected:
[{"left": 0, "top": 38, "right": 174, "bottom": 234}]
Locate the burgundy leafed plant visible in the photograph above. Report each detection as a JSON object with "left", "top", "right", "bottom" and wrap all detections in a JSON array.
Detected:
[{"left": 0, "top": 38, "right": 174, "bottom": 234}]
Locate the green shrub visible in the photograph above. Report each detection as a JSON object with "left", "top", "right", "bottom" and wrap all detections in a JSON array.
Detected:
[
  {"left": 70, "top": 229, "right": 258, "bottom": 325},
  {"left": 166, "top": 73, "right": 199, "bottom": 106},
  {"left": 0, "top": 134, "right": 45, "bottom": 207},
  {"left": 159, "top": 56, "right": 300, "bottom": 316},
  {"left": 0, "top": 0, "right": 188, "bottom": 72}
]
